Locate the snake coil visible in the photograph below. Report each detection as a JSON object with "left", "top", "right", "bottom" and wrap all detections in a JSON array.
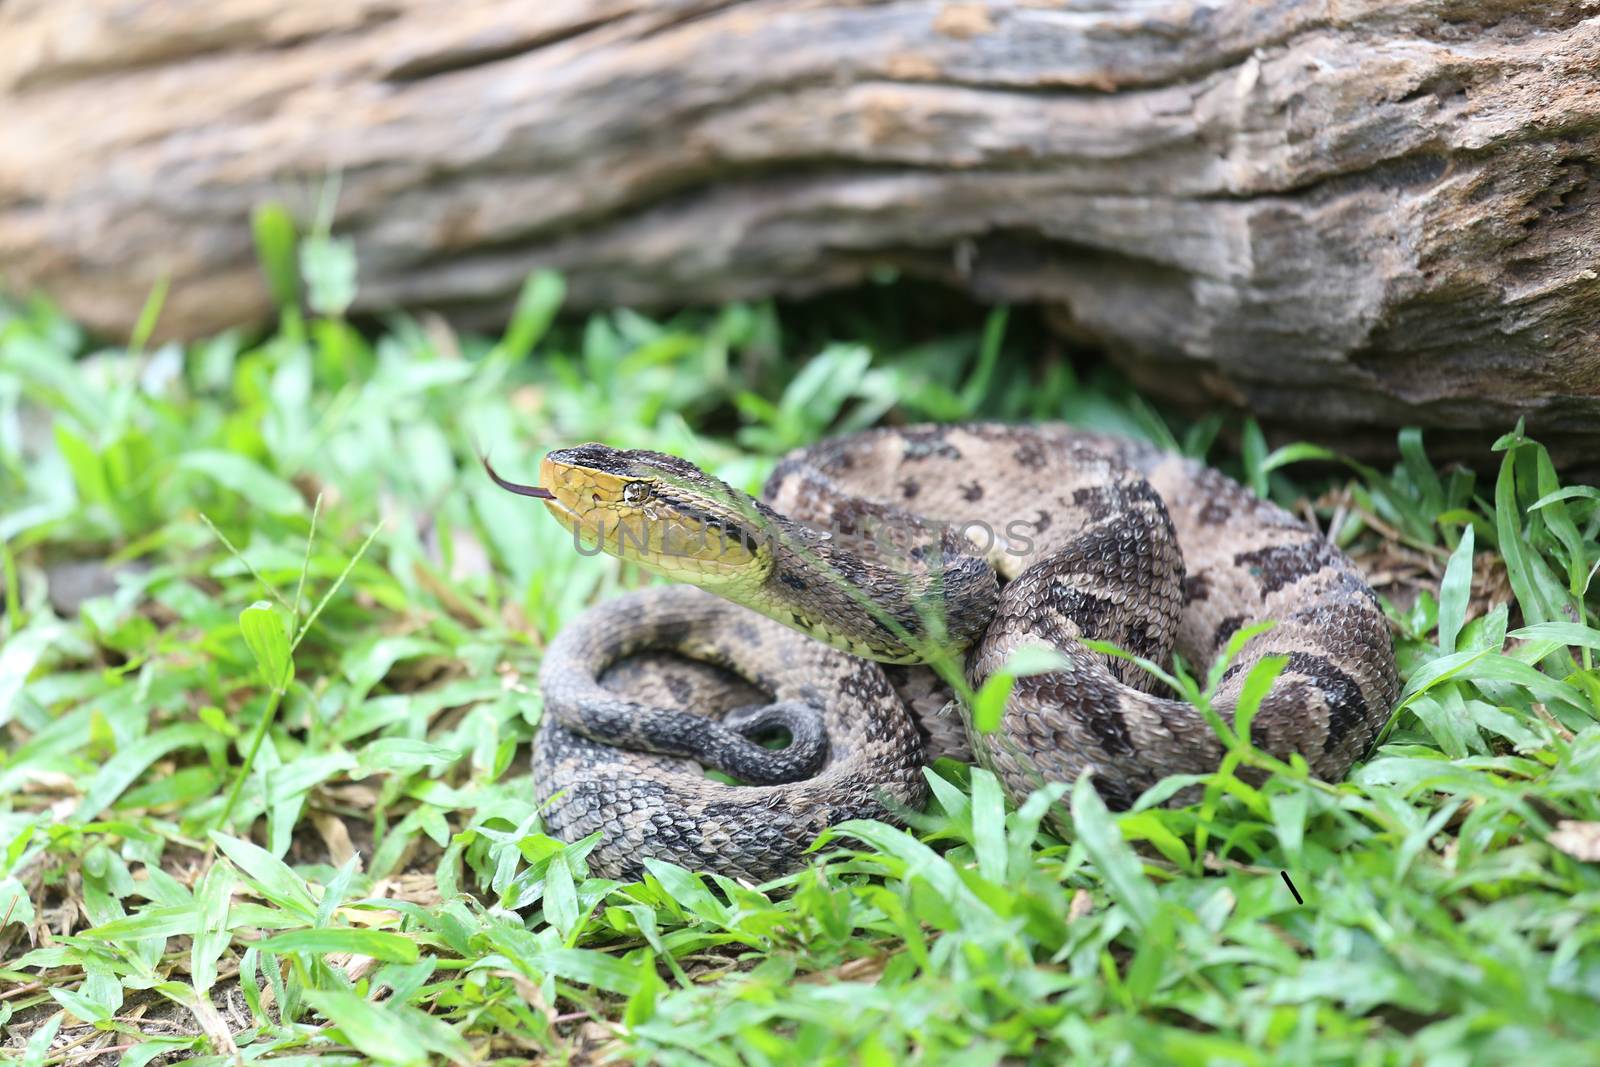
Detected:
[{"left": 518, "top": 425, "right": 1398, "bottom": 881}]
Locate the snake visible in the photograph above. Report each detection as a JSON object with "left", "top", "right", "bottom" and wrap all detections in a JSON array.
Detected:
[{"left": 492, "top": 424, "right": 1399, "bottom": 882}]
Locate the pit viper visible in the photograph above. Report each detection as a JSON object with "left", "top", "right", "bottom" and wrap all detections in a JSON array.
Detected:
[{"left": 496, "top": 424, "right": 1398, "bottom": 881}]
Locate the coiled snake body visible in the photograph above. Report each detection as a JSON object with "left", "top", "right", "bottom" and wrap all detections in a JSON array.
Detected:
[{"left": 510, "top": 425, "right": 1398, "bottom": 881}]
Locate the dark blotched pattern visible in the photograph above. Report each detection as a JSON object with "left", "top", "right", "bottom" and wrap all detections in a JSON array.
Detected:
[{"left": 535, "top": 425, "right": 1399, "bottom": 878}]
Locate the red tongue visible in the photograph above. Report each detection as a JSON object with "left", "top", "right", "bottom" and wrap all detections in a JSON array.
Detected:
[{"left": 480, "top": 455, "right": 555, "bottom": 499}]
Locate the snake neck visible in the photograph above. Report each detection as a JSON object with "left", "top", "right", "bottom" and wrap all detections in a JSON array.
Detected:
[{"left": 743, "top": 504, "right": 998, "bottom": 665}]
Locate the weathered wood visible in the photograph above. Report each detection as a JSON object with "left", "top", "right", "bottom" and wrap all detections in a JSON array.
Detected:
[{"left": 2, "top": 0, "right": 1597, "bottom": 446}]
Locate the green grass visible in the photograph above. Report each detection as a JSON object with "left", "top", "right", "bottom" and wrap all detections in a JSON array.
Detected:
[{"left": 2, "top": 247, "right": 1600, "bottom": 1066}]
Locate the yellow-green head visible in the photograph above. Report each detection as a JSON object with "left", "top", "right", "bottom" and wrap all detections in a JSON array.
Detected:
[{"left": 485, "top": 444, "right": 771, "bottom": 590}]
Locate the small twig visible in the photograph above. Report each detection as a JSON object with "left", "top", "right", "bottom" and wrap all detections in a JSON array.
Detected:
[
  {"left": 1347, "top": 501, "right": 1451, "bottom": 561},
  {"left": 33, "top": 1025, "right": 110, "bottom": 1064},
  {"left": 49, "top": 1043, "right": 139, "bottom": 1067},
  {"left": 0, "top": 979, "right": 45, "bottom": 1001},
  {"left": 1532, "top": 702, "right": 1576, "bottom": 743}
]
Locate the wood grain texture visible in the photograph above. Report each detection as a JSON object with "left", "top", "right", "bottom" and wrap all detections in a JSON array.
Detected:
[{"left": 2, "top": 0, "right": 1597, "bottom": 444}]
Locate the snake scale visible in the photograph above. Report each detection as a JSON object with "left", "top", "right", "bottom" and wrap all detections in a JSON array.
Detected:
[{"left": 501, "top": 424, "right": 1399, "bottom": 882}]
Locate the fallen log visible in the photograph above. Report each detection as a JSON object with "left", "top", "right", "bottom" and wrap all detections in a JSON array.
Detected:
[{"left": 2, "top": 0, "right": 1597, "bottom": 451}]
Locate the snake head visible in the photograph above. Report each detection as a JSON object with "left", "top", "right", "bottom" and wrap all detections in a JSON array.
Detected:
[{"left": 495, "top": 443, "right": 772, "bottom": 588}]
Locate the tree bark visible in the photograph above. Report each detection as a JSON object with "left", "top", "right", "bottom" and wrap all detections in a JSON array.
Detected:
[{"left": 2, "top": 0, "right": 1597, "bottom": 449}]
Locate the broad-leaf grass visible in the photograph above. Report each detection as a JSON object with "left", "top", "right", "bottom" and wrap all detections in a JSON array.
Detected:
[{"left": 2, "top": 250, "right": 1598, "bottom": 1065}]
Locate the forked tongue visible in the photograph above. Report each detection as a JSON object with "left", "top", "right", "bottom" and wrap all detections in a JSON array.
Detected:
[{"left": 480, "top": 455, "right": 554, "bottom": 499}]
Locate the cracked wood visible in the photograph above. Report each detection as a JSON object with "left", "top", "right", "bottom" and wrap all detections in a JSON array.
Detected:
[{"left": 1, "top": 0, "right": 1597, "bottom": 451}]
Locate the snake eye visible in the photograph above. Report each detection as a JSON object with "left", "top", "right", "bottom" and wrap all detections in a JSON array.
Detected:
[{"left": 622, "top": 481, "right": 652, "bottom": 506}]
